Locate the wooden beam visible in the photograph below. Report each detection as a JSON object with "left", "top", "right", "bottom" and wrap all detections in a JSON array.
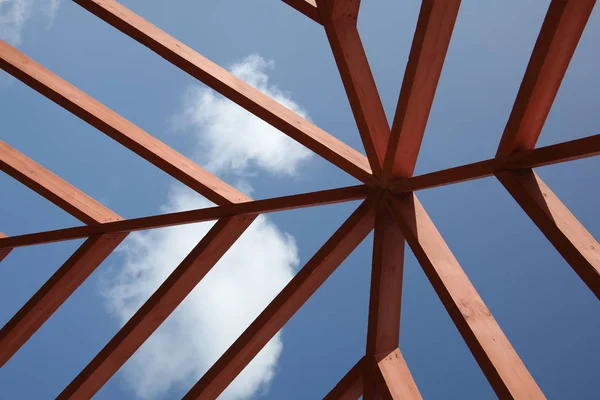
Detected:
[
  {"left": 58, "top": 215, "right": 255, "bottom": 399},
  {"left": 389, "top": 133, "right": 600, "bottom": 193},
  {"left": 382, "top": 0, "right": 461, "bottom": 181},
  {"left": 183, "top": 200, "right": 375, "bottom": 399},
  {"left": 385, "top": 194, "right": 545, "bottom": 399},
  {"left": 323, "top": 357, "right": 364, "bottom": 400},
  {"left": 364, "top": 205, "right": 406, "bottom": 399},
  {"left": 317, "top": 0, "right": 361, "bottom": 22},
  {"left": 496, "top": 0, "right": 595, "bottom": 157},
  {"left": 375, "top": 349, "right": 422, "bottom": 400},
  {"left": 0, "top": 42, "right": 249, "bottom": 206},
  {"left": 317, "top": 0, "right": 388, "bottom": 175},
  {"left": 0, "top": 233, "right": 127, "bottom": 366},
  {"left": 0, "top": 185, "right": 368, "bottom": 250},
  {"left": 496, "top": 170, "right": 600, "bottom": 300},
  {"left": 0, "top": 232, "right": 11, "bottom": 262},
  {"left": 0, "top": 140, "right": 120, "bottom": 225},
  {"left": 68, "top": 0, "right": 373, "bottom": 184},
  {"left": 281, "top": 0, "right": 321, "bottom": 24}
]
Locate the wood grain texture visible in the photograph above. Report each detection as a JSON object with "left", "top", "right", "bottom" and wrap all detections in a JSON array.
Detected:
[
  {"left": 323, "top": 357, "right": 364, "bottom": 400},
  {"left": 383, "top": 0, "right": 461, "bottom": 181},
  {"left": 386, "top": 193, "right": 545, "bottom": 399},
  {"left": 0, "top": 42, "right": 249, "bottom": 206},
  {"left": 183, "top": 200, "right": 375, "bottom": 399},
  {"left": 70, "top": 0, "right": 373, "bottom": 183},
  {"left": 375, "top": 349, "right": 422, "bottom": 400},
  {"left": 0, "top": 185, "right": 368, "bottom": 250},
  {"left": 497, "top": 169, "right": 600, "bottom": 300},
  {"left": 496, "top": 0, "right": 595, "bottom": 156},
  {"left": 58, "top": 215, "right": 256, "bottom": 399}
]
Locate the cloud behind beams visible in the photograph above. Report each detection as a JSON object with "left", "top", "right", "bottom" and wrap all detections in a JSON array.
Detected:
[
  {"left": 0, "top": 0, "right": 61, "bottom": 45},
  {"left": 102, "top": 55, "right": 313, "bottom": 399}
]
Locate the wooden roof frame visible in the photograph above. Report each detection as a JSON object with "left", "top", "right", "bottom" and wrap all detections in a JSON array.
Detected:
[{"left": 0, "top": 0, "right": 598, "bottom": 398}]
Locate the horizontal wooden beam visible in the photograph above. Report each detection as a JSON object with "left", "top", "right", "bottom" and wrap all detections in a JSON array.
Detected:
[
  {"left": 0, "top": 185, "right": 368, "bottom": 250},
  {"left": 318, "top": 5, "right": 389, "bottom": 175},
  {"left": 71, "top": 0, "right": 373, "bottom": 184},
  {"left": 496, "top": 170, "right": 600, "bottom": 300},
  {"left": 323, "top": 357, "right": 364, "bottom": 400},
  {"left": 390, "top": 133, "right": 600, "bottom": 193},
  {"left": 0, "top": 232, "right": 11, "bottom": 262},
  {"left": 0, "top": 141, "right": 120, "bottom": 225},
  {"left": 183, "top": 200, "right": 375, "bottom": 399},
  {"left": 58, "top": 215, "right": 255, "bottom": 399},
  {"left": 281, "top": 0, "right": 321, "bottom": 24},
  {"left": 383, "top": 0, "right": 461, "bottom": 182},
  {"left": 385, "top": 194, "right": 545, "bottom": 399},
  {"left": 375, "top": 348, "right": 422, "bottom": 400},
  {"left": 0, "top": 233, "right": 127, "bottom": 366},
  {"left": 0, "top": 41, "right": 249, "bottom": 206},
  {"left": 496, "top": 0, "right": 595, "bottom": 157}
]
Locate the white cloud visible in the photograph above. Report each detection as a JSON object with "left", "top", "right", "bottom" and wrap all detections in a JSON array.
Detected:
[
  {"left": 0, "top": 0, "right": 61, "bottom": 45},
  {"left": 175, "top": 54, "right": 313, "bottom": 176},
  {"left": 102, "top": 55, "right": 313, "bottom": 399}
]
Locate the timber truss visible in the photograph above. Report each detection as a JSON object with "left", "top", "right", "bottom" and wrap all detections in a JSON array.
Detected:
[{"left": 0, "top": 0, "right": 599, "bottom": 398}]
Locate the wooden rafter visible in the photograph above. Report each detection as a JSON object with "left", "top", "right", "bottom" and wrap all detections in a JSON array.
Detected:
[
  {"left": 70, "top": 0, "right": 374, "bottom": 184},
  {"left": 0, "top": 185, "right": 368, "bottom": 250},
  {"left": 323, "top": 357, "right": 364, "bottom": 400},
  {"left": 385, "top": 194, "right": 544, "bottom": 399},
  {"left": 0, "top": 232, "right": 11, "bottom": 262},
  {"left": 183, "top": 200, "right": 375, "bottom": 399},
  {"left": 281, "top": 0, "right": 321, "bottom": 24},
  {"left": 375, "top": 348, "right": 422, "bottom": 400},
  {"left": 497, "top": 170, "right": 600, "bottom": 299},
  {"left": 382, "top": 0, "right": 461, "bottom": 181}
]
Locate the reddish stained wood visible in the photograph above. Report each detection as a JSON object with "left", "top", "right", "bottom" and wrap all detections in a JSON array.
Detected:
[
  {"left": 318, "top": 0, "right": 361, "bottom": 22},
  {"left": 323, "top": 357, "right": 364, "bottom": 400},
  {"left": 0, "top": 42, "right": 249, "bottom": 206},
  {"left": 0, "top": 233, "right": 127, "bottom": 366},
  {"left": 0, "top": 141, "right": 120, "bottom": 225},
  {"left": 0, "top": 184, "right": 368, "bottom": 250},
  {"left": 496, "top": 0, "right": 595, "bottom": 157},
  {"left": 390, "top": 133, "right": 600, "bottom": 193},
  {"left": 496, "top": 170, "right": 600, "bottom": 300},
  {"left": 385, "top": 194, "right": 545, "bottom": 399},
  {"left": 69, "top": 0, "right": 373, "bottom": 184},
  {"left": 183, "top": 200, "right": 375, "bottom": 399},
  {"left": 383, "top": 0, "right": 461, "bottom": 181},
  {"left": 375, "top": 349, "right": 422, "bottom": 400},
  {"left": 281, "top": 0, "right": 321, "bottom": 24},
  {"left": 0, "top": 232, "right": 11, "bottom": 262},
  {"left": 58, "top": 214, "right": 256, "bottom": 399},
  {"left": 317, "top": 1, "right": 388, "bottom": 175}
]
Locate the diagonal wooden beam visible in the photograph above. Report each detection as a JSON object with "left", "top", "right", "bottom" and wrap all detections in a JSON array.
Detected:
[
  {"left": 58, "top": 214, "right": 256, "bottom": 399},
  {"left": 496, "top": 170, "right": 600, "bottom": 300},
  {"left": 68, "top": 0, "right": 373, "bottom": 184},
  {"left": 281, "top": 0, "right": 321, "bottom": 24},
  {"left": 0, "top": 42, "right": 249, "bottom": 206},
  {"left": 183, "top": 200, "right": 375, "bottom": 399},
  {"left": 496, "top": 0, "right": 595, "bottom": 157},
  {"left": 382, "top": 0, "right": 461, "bottom": 182},
  {"left": 374, "top": 348, "right": 422, "bottom": 400},
  {"left": 323, "top": 357, "right": 364, "bottom": 400},
  {"left": 317, "top": 0, "right": 388, "bottom": 175},
  {"left": 0, "top": 232, "right": 11, "bottom": 262},
  {"left": 0, "top": 185, "right": 369, "bottom": 250},
  {"left": 385, "top": 193, "right": 545, "bottom": 399},
  {"left": 389, "top": 133, "right": 600, "bottom": 193}
]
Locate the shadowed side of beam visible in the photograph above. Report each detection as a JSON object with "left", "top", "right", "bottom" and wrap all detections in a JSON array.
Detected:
[
  {"left": 323, "top": 357, "right": 364, "bottom": 400},
  {"left": 386, "top": 194, "right": 545, "bottom": 399},
  {"left": 496, "top": 170, "right": 600, "bottom": 300},
  {"left": 0, "top": 42, "right": 248, "bottom": 206},
  {"left": 281, "top": 0, "right": 321, "bottom": 23},
  {"left": 183, "top": 200, "right": 375, "bottom": 399},
  {"left": 0, "top": 232, "right": 11, "bottom": 262},
  {"left": 0, "top": 185, "right": 368, "bottom": 250},
  {"left": 70, "top": 0, "right": 373, "bottom": 183},
  {"left": 389, "top": 133, "right": 600, "bottom": 193}
]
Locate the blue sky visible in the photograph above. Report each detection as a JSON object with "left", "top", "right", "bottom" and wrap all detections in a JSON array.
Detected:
[{"left": 1, "top": 0, "right": 599, "bottom": 399}]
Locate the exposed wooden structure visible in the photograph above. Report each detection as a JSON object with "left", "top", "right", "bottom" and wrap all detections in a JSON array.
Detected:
[{"left": 0, "top": 0, "right": 597, "bottom": 398}]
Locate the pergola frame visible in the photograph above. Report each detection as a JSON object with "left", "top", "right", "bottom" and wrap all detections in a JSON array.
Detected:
[{"left": 0, "top": 0, "right": 598, "bottom": 398}]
